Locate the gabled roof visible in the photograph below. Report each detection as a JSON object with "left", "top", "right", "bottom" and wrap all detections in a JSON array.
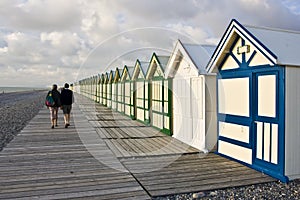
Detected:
[
  {"left": 182, "top": 43, "right": 215, "bottom": 72},
  {"left": 146, "top": 52, "right": 170, "bottom": 79},
  {"left": 99, "top": 73, "right": 105, "bottom": 84},
  {"left": 97, "top": 74, "right": 101, "bottom": 83},
  {"left": 108, "top": 70, "right": 115, "bottom": 83},
  {"left": 127, "top": 66, "right": 135, "bottom": 78},
  {"left": 113, "top": 68, "right": 121, "bottom": 83},
  {"left": 156, "top": 55, "right": 170, "bottom": 71},
  {"left": 103, "top": 72, "right": 110, "bottom": 83},
  {"left": 132, "top": 59, "right": 149, "bottom": 80},
  {"left": 121, "top": 65, "right": 135, "bottom": 81},
  {"left": 207, "top": 19, "right": 300, "bottom": 73},
  {"left": 165, "top": 39, "right": 216, "bottom": 77},
  {"left": 93, "top": 75, "right": 98, "bottom": 83}
]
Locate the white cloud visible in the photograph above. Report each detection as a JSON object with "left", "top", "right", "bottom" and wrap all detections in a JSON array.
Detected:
[
  {"left": 166, "top": 23, "right": 212, "bottom": 44},
  {"left": 40, "top": 32, "right": 85, "bottom": 55},
  {"left": 0, "top": 47, "right": 8, "bottom": 54},
  {"left": 1, "top": 0, "right": 82, "bottom": 31},
  {"left": 280, "top": 0, "right": 300, "bottom": 15},
  {"left": 0, "top": 0, "right": 299, "bottom": 87}
]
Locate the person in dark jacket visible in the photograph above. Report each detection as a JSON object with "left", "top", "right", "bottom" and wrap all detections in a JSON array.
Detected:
[
  {"left": 47, "top": 84, "right": 61, "bottom": 129},
  {"left": 60, "top": 83, "right": 74, "bottom": 128}
]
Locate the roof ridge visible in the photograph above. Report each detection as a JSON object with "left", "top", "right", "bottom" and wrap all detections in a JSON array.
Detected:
[
  {"left": 244, "top": 24, "right": 300, "bottom": 35},
  {"left": 182, "top": 43, "right": 216, "bottom": 47}
]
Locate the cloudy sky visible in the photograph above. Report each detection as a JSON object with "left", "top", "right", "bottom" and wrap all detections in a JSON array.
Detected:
[{"left": 0, "top": 0, "right": 299, "bottom": 88}]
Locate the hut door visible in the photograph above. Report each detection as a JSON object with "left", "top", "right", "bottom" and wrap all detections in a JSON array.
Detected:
[{"left": 253, "top": 71, "right": 280, "bottom": 169}]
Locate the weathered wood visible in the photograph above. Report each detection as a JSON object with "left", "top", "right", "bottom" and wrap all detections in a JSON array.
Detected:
[
  {"left": 0, "top": 94, "right": 275, "bottom": 199},
  {"left": 0, "top": 97, "right": 149, "bottom": 200}
]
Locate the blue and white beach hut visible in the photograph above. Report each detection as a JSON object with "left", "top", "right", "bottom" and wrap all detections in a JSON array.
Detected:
[
  {"left": 207, "top": 19, "right": 300, "bottom": 182},
  {"left": 165, "top": 39, "right": 217, "bottom": 151}
]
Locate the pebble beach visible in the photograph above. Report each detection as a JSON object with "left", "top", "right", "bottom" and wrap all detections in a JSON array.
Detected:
[
  {"left": 153, "top": 180, "right": 300, "bottom": 199},
  {"left": 0, "top": 90, "right": 47, "bottom": 151},
  {"left": 0, "top": 90, "right": 299, "bottom": 199}
]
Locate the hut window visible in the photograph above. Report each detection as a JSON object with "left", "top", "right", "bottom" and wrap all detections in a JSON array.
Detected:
[
  {"left": 218, "top": 77, "right": 249, "bottom": 117},
  {"left": 258, "top": 75, "right": 276, "bottom": 118}
]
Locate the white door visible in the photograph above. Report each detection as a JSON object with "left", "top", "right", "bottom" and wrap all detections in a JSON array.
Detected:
[
  {"left": 172, "top": 78, "right": 193, "bottom": 146},
  {"left": 191, "top": 77, "right": 205, "bottom": 150}
]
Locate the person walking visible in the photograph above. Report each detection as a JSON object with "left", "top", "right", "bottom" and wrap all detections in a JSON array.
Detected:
[
  {"left": 60, "top": 83, "right": 74, "bottom": 128},
  {"left": 46, "top": 84, "right": 61, "bottom": 129}
]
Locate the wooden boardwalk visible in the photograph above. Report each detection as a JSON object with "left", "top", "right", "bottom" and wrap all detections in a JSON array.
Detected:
[{"left": 0, "top": 94, "right": 275, "bottom": 199}]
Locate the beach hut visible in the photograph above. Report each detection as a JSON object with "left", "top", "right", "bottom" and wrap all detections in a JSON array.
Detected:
[
  {"left": 92, "top": 75, "right": 97, "bottom": 101},
  {"left": 88, "top": 77, "right": 92, "bottom": 98},
  {"left": 107, "top": 70, "right": 115, "bottom": 108},
  {"left": 80, "top": 79, "right": 85, "bottom": 96},
  {"left": 98, "top": 74, "right": 104, "bottom": 104},
  {"left": 81, "top": 79, "right": 86, "bottom": 95},
  {"left": 89, "top": 76, "right": 93, "bottom": 100},
  {"left": 207, "top": 19, "right": 300, "bottom": 182},
  {"left": 95, "top": 74, "right": 100, "bottom": 103},
  {"left": 72, "top": 82, "right": 79, "bottom": 93},
  {"left": 82, "top": 78, "right": 88, "bottom": 97},
  {"left": 165, "top": 40, "right": 217, "bottom": 151},
  {"left": 80, "top": 79, "right": 84, "bottom": 95},
  {"left": 102, "top": 72, "right": 109, "bottom": 106},
  {"left": 85, "top": 77, "right": 91, "bottom": 99},
  {"left": 116, "top": 67, "right": 125, "bottom": 113},
  {"left": 112, "top": 68, "right": 121, "bottom": 110},
  {"left": 121, "top": 65, "right": 135, "bottom": 118},
  {"left": 132, "top": 59, "right": 150, "bottom": 124},
  {"left": 77, "top": 80, "right": 82, "bottom": 94},
  {"left": 146, "top": 53, "right": 172, "bottom": 135}
]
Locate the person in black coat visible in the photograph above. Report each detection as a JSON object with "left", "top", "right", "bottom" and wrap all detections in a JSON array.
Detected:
[
  {"left": 46, "top": 84, "right": 61, "bottom": 129},
  {"left": 60, "top": 83, "right": 74, "bottom": 128}
]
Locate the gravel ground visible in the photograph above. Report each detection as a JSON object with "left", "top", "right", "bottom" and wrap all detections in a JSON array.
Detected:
[
  {"left": 0, "top": 90, "right": 47, "bottom": 151},
  {"left": 153, "top": 179, "right": 300, "bottom": 199},
  {"left": 1, "top": 90, "right": 299, "bottom": 199}
]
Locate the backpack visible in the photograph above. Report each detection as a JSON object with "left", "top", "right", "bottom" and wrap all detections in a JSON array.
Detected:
[{"left": 45, "top": 92, "right": 55, "bottom": 107}]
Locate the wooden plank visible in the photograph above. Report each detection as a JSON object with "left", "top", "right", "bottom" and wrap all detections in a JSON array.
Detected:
[
  {"left": 0, "top": 96, "right": 150, "bottom": 200},
  {"left": 0, "top": 93, "right": 276, "bottom": 200}
]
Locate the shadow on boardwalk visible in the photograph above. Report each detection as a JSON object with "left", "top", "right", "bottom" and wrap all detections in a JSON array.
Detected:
[{"left": 0, "top": 93, "right": 274, "bottom": 199}]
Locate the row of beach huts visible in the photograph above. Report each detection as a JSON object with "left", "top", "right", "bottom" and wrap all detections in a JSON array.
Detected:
[{"left": 73, "top": 19, "right": 300, "bottom": 182}]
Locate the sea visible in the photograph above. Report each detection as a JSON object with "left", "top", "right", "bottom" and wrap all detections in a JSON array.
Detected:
[{"left": 0, "top": 87, "right": 46, "bottom": 94}]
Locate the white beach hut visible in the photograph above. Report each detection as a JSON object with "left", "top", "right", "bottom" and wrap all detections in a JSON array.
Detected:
[
  {"left": 95, "top": 74, "right": 101, "bottom": 103},
  {"left": 98, "top": 74, "right": 104, "bottom": 105},
  {"left": 132, "top": 59, "right": 150, "bottom": 124},
  {"left": 107, "top": 70, "right": 115, "bottom": 108},
  {"left": 120, "top": 65, "right": 135, "bottom": 118},
  {"left": 102, "top": 72, "right": 109, "bottom": 106},
  {"left": 165, "top": 39, "right": 217, "bottom": 151},
  {"left": 146, "top": 53, "right": 172, "bottom": 135},
  {"left": 112, "top": 68, "right": 121, "bottom": 110},
  {"left": 207, "top": 19, "right": 300, "bottom": 182},
  {"left": 92, "top": 75, "right": 97, "bottom": 101}
]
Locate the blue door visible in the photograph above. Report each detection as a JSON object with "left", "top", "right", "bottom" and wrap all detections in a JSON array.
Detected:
[{"left": 253, "top": 68, "right": 287, "bottom": 182}]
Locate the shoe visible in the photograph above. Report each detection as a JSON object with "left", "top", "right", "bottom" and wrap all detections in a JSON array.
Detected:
[
  {"left": 55, "top": 124, "right": 58, "bottom": 127},
  {"left": 66, "top": 123, "right": 70, "bottom": 127},
  {"left": 51, "top": 125, "right": 54, "bottom": 129},
  {"left": 65, "top": 124, "right": 68, "bottom": 128}
]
